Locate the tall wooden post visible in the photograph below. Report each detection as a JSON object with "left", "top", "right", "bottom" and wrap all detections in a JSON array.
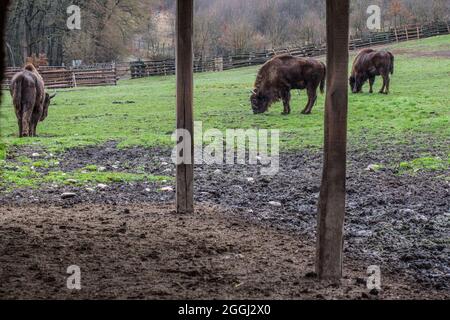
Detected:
[
  {"left": 176, "top": 0, "right": 194, "bottom": 214},
  {"left": 316, "top": 0, "right": 349, "bottom": 280},
  {"left": 0, "top": 1, "right": 10, "bottom": 105}
]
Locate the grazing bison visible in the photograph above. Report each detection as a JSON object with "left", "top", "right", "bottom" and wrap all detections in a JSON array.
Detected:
[
  {"left": 250, "top": 54, "right": 326, "bottom": 115},
  {"left": 350, "top": 48, "right": 394, "bottom": 94},
  {"left": 10, "top": 64, "right": 56, "bottom": 137}
]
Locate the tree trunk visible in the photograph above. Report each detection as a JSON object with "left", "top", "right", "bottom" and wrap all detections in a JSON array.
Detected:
[{"left": 316, "top": 0, "right": 350, "bottom": 281}]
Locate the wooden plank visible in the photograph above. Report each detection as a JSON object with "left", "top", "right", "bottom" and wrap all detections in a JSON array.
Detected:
[
  {"left": 176, "top": 0, "right": 194, "bottom": 214},
  {"left": 316, "top": 0, "right": 349, "bottom": 281}
]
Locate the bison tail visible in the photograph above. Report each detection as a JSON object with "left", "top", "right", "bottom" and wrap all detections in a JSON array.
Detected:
[
  {"left": 320, "top": 63, "right": 326, "bottom": 94},
  {"left": 12, "top": 77, "right": 22, "bottom": 114},
  {"left": 389, "top": 52, "right": 394, "bottom": 75}
]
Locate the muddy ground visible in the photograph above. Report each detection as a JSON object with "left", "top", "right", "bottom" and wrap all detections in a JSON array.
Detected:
[{"left": 0, "top": 141, "right": 449, "bottom": 299}]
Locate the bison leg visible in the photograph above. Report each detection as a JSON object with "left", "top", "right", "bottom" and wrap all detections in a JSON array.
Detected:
[
  {"left": 20, "top": 106, "right": 33, "bottom": 137},
  {"left": 30, "top": 112, "right": 41, "bottom": 137},
  {"left": 379, "top": 74, "right": 390, "bottom": 94},
  {"left": 384, "top": 75, "right": 390, "bottom": 94},
  {"left": 301, "top": 86, "right": 318, "bottom": 115},
  {"left": 281, "top": 91, "right": 291, "bottom": 115},
  {"left": 369, "top": 76, "right": 375, "bottom": 94},
  {"left": 379, "top": 70, "right": 387, "bottom": 94},
  {"left": 17, "top": 119, "right": 23, "bottom": 138},
  {"left": 15, "top": 109, "right": 23, "bottom": 137}
]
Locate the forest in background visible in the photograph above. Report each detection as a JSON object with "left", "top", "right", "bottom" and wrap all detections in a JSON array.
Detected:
[{"left": 3, "top": 0, "right": 450, "bottom": 66}]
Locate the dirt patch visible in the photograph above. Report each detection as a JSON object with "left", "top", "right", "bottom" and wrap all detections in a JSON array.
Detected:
[
  {"left": 1, "top": 141, "right": 449, "bottom": 297},
  {"left": 0, "top": 204, "right": 445, "bottom": 300}
]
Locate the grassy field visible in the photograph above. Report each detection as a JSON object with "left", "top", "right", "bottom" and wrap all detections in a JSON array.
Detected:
[{"left": 1, "top": 35, "right": 449, "bottom": 188}]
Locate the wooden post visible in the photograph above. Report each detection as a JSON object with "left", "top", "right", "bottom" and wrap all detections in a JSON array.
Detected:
[
  {"left": 394, "top": 28, "right": 399, "bottom": 42},
  {"left": 0, "top": 1, "right": 10, "bottom": 105},
  {"left": 176, "top": 0, "right": 194, "bottom": 214},
  {"left": 416, "top": 26, "right": 420, "bottom": 40},
  {"left": 405, "top": 26, "right": 409, "bottom": 41},
  {"left": 316, "top": 0, "right": 349, "bottom": 281},
  {"left": 72, "top": 71, "right": 77, "bottom": 88}
]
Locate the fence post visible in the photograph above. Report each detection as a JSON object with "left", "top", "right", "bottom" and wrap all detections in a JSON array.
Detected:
[
  {"left": 215, "top": 57, "right": 223, "bottom": 72},
  {"left": 72, "top": 70, "right": 77, "bottom": 88},
  {"left": 417, "top": 26, "right": 420, "bottom": 40},
  {"left": 112, "top": 62, "right": 117, "bottom": 85},
  {"left": 394, "top": 28, "right": 399, "bottom": 42},
  {"left": 405, "top": 26, "right": 409, "bottom": 40}
]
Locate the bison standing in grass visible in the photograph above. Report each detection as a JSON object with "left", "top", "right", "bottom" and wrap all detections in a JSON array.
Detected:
[
  {"left": 250, "top": 54, "right": 326, "bottom": 115},
  {"left": 10, "top": 64, "right": 56, "bottom": 137},
  {"left": 350, "top": 48, "right": 395, "bottom": 94}
]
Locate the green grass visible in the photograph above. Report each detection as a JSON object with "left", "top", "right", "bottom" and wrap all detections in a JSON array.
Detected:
[
  {"left": 1, "top": 35, "right": 449, "bottom": 152},
  {"left": 387, "top": 35, "right": 450, "bottom": 50},
  {"left": 0, "top": 163, "right": 171, "bottom": 190},
  {"left": 1, "top": 35, "right": 449, "bottom": 189},
  {"left": 399, "top": 156, "right": 450, "bottom": 174}
]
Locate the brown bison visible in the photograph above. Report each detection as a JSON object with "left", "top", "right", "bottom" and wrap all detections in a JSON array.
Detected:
[
  {"left": 250, "top": 54, "right": 326, "bottom": 115},
  {"left": 10, "top": 64, "right": 56, "bottom": 137},
  {"left": 350, "top": 48, "right": 394, "bottom": 94}
]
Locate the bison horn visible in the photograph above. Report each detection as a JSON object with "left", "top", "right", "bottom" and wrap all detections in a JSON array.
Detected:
[
  {"left": 49, "top": 92, "right": 57, "bottom": 99},
  {"left": 250, "top": 89, "right": 256, "bottom": 95}
]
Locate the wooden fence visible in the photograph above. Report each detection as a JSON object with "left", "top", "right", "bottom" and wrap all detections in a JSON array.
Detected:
[
  {"left": 131, "top": 20, "right": 450, "bottom": 79},
  {"left": 1, "top": 63, "right": 117, "bottom": 90},
  {"left": 3, "top": 20, "right": 447, "bottom": 86}
]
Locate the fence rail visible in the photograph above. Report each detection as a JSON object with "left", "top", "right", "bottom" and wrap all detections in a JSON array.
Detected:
[
  {"left": 1, "top": 64, "right": 117, "bottom": 90},
  {"left": 130, "top": 20, "right": 450, "bottom": 79}
]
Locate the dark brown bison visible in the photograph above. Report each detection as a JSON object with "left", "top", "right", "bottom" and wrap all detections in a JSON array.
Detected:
[
  {"left": 10, "top": 64, "right": 56, "bottom": 137},
  {"left": 350, "top": 48, "right": 394, "bottom": 94},
  {"left": 250, "top": 54, "right": 326, "bottom": 115}
]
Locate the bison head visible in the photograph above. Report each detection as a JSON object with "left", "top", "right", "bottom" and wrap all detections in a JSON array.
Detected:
[
  {"left": 41, "top": 92, "right": 56, "bottom": 121},
  {"left": 250, "top": 90, "right": 270, "bottom": 114},
  {"left": 349, "top": 76, "right": 355, "bottom": 91},
  {"left": 349, "top": 74, "right": 364, "bottom": 93}
]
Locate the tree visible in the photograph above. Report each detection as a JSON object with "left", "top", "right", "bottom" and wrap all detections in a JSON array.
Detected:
[
  {"left": 194, "top": 8, "right": 220, "bottom": 58},
  {"left": 388, "top": 0, "right": 412, "bottom": 28},
  {"left": 220, "top": 18, "right": 258, "bottom": 55},
  {"left": 5, "top": 0, "right": 70, "bottom": 66},
  {"left": 64, "top": 0, "right": 153, "bottom": 64}
]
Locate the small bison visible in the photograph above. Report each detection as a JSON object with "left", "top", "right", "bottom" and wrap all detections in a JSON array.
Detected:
[
  {"left": 350, "top": 48, "right": 394, "bottom": 94},
  {"left": 250, "top": 54, "right": 326, "bottom": 115},
  {"left": 10, "top": 64, "right": 56, "bottom": 137}
]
